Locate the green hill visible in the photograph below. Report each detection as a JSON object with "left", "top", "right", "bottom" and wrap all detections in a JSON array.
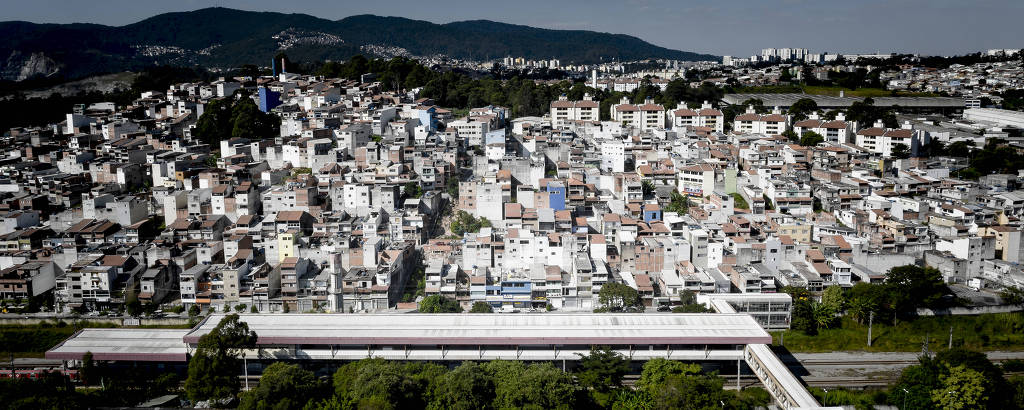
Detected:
[{"left": 0, "top": 7, "right": 717, "bottom": 81}]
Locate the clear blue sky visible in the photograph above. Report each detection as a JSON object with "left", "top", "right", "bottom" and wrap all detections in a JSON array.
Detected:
[{"left": 3, "top": 0, "right": 1021, "bottom": 57}]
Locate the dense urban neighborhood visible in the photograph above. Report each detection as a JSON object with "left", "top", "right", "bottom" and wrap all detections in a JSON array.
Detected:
[{"left": 1, "top": 5, "right": 1024, "bottom": 410}]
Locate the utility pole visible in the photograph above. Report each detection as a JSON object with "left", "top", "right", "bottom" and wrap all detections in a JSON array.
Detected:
[
  {"left": 867, "top": 311, "right": 874, "bottom": 347},
  {"left": 243, "top": 352, "right": 249, "bottom": 391},
  {"left": 736, "top": 357, "right": 741, "bottom": 390},
  {"left": 948, "top": 326, "right": 953, "bottom": 349}
]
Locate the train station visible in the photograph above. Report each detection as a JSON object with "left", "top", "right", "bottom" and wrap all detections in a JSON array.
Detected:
[{"left": 46, "top": 313, "right": 826, "bottom": 409}]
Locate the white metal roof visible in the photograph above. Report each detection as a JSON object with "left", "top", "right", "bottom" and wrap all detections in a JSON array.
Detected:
[
  {"left": 184, "top": 313, "right": 771, "bottom": 346},
  {"left": 46, "top": 328, "right": 190, "bottom": 362}
]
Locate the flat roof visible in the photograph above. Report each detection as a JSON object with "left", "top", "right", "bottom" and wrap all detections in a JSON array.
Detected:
[
  {"left": 184, "top": 313, "right": 772, "bottom": 346},
  {"left": 46, "top": 328, "right": 190, "bottom": 362},
  {"left": 722, "top": 93, "right": 965, "bottom": 109}
]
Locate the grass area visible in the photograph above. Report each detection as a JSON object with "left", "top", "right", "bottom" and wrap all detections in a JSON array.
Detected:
[
  {"left": 733, "top": 84, "right": 937, "bottom": 98},
  {"left": 730, "top": 193, "right": 749, "bottom": 210},
  {"left": 0, "top": 322, "right": 113, "bottom": 357},
  {"left": 810, "top": 387, "right": 888, "bottom": 409},
  {"left": 0, "top": 320, "right": 195, "bottom": 357},
  {"left": 802, "top": 85, "right": 938, "bottom": 98},
  {"left": 773, "top": 313, "right": 1024, "bottom": 352}
]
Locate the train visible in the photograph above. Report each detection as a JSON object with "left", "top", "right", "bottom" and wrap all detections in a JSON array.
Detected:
[{"left": 0, "top": 368, "right": 80, "bottom": 381}]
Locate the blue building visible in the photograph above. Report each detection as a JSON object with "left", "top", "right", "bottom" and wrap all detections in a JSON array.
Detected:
[
  {"left": 416, "top": 106, "right": 438, "bottom": 132},
  {"left": 642, "top": 203, "right": 663, "bottom": 222},
  {"left": 258, "top": 87, "right": 281, "bottom": 113},
  {"left": 547, "top": 181, "right": 566, "bottom": 211},
  {"left": 498, "top": 278, "right": 533, "bottom": 309}
]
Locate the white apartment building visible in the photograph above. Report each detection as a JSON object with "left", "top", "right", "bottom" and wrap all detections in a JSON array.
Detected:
[
  {"left": 612, "top": 97, "right": 666, "bottom": 131},
  {"left": 601, "top": 139, "right": 626, "bottom": 173},
  {"left": 678, "top": 164, "right": 716, "bottom": 198},
  {"left": 448, "top": 119, "right": 490, "bottom": 147},
  {"left": 549, "top": 94, "right": 600, "bottom": 127},
  {"left": 855, "top": 121, "right": 929, "bottom": 158},
  {"left": 669, "top": 102, "right": 724, "bottom": 133},
  {"left": 792, "top": 114, "right": 854, "bottom": 144},
  {"left": 733, "top": 108, "right": 789, "bottom": 135}
]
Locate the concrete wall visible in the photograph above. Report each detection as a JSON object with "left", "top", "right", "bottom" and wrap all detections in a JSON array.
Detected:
[{"left": 915, "top": 305, "right": 1024, "bottom": 316}]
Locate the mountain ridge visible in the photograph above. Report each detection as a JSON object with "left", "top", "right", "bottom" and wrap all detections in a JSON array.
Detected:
[{"left": 0, "top": 7, "right": 718, "bottom": 81}]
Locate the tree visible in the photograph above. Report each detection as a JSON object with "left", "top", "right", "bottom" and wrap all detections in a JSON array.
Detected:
[
  {"left": 184, "top": 314, "right": 258, "bottom": 402},
  {"left": 812, "top": 302, "right": 838, "bottom": 330},
  {"left": 651, "top": 373, "right": 737, "bottom": 410},
  {"left": 886, "top": 265, "right": 952, "bottom": 314},
  {"left": 846, "top": 282, "right": 892, "bottom": 324},
  {"left": 672, "top": 290, "right": 711, "bottom": 313},
  {"left": 193, "top": 98, "right": 232, "bottom": 146},
  {"left": 641, "top": 180, "right": 655, "bottom": 198},
  {"left": 404, "top": 181, "right": 424, "bottom": 199},
  {"left": 791, "top": 298, "right": 817, "bottom": 335},
  {"left": 80, "top": 351, "right": 96, "bottom": 385},
  {"left": 1000, "top": 286, "right": 1024, "bottom": 305},
  {"left": 230, "top": 98, "right": 278, "bottom": 140},
  {"left": 821, "top": 285, "right": 845, "bottom": 314},
  {"left": 576, "top": 347, "right": 631, "bottom": 393},
  {"left": 419, "top": 295, "right": 463, "bottom": 313},
  {"left": 469, "top": 301, "right": 493, "bottom": 313},
  {"left": 332, "top": 359, "right": 443, "bottom": 410},
  {"left": 188, "top": 304, "right": 201, "bottom": 317},
  {"left": 931, "top": 365, "right": 987, "bottom": 410},
  {"left": 238, "top": 362, "right": 321, "bottom": 410},
  {"left": 450, "top": 210, "right": 492, "bottom": 236},
  {"left": 125, "top": 298, "right": 141, "bottom": 317},
  {"left": 664, "top": 191, "right": 690, "bottom": 214},
  {"left": 193, "top": 96, "right": 280, "bottom": 147},
  {"left": 741, "top": 98, "right": 767, "bottom": 114},
  {"left": 430, "top": 362, "right": 494, "bottom": 410},
  {"left": 485, "top": 361, "right": 577, "bottom": 410},
  {"left": 782, "top": 129, "right": 799, "bottom": 143},
  {"left": 597, "top": 282, "right": 641, "bottom": 311},
  {"left": 445, "top": 177, "right": 460, "bottom": 200},
  {"left": 892, "top": 143, "right": 912, "bottom": 159},
  {"left": 788, "top": 98, "right": 819, "bottom": 122},
  {"left": 799, "top": 131, "right": 825, "bottom": 146},
  {"left": 636, "top": 358, "right": 701, "bottom": 392}
]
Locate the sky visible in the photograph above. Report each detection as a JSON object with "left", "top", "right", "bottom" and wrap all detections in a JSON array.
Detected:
[{"left": 2, "top": 0, "right": 1022, "bottom": 57}]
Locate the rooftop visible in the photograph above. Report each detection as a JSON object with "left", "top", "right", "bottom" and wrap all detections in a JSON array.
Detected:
[{"left": 183, "top": 313, "right": 772, "bottom": 345}]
